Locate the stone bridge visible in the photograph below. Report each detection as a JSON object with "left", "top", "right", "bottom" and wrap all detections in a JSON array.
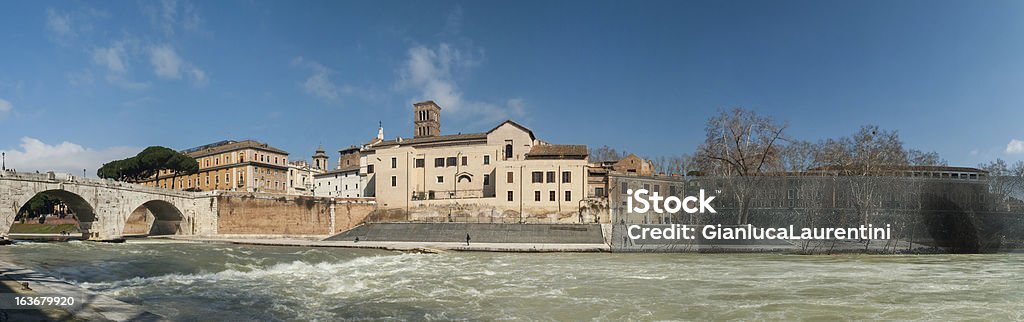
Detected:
[{"left": 1, "top": 171, "right": 218, "bottom": 241}]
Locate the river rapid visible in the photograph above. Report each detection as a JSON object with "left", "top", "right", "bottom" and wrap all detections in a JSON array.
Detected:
[{"left": 0, "top": 240, "right": 1022, "bottom": 321}]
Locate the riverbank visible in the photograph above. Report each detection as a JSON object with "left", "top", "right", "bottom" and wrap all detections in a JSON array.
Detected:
[
  {"left": 0, "top": 259, "right": 167, "bottom": 321},
  {"left": 143, "top": 234, "right": 956, "bottom": 254},
  {"left": 150, "top": 235, "right": 612, "bottom": 252}
]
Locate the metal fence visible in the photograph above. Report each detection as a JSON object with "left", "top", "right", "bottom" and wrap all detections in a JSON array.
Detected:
[{"left": 608, "top": 175, "right": 1024, "bottom": 253}]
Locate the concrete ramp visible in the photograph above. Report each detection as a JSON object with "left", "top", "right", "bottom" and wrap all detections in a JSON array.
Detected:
[{"left": 325, "top": 223, "right": 605, "bottom": 244}]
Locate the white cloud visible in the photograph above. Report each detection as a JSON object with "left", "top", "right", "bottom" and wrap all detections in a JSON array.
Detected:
[
  {"left": 189, "top": 67, "right": 208, "bottom": 86},
  {"left": 1007, "top": 139, "right": 1024, "bottom": 154},
  {"left": 0, "top": 137, "right": 138, "bottom": 177},
  {"left": 45, "top": 8, "right": 74, "bottom": 40},
  {"left": 292, "top": 57, "right": 339, "bottom": 100},
  {"left": 45, "top": 7, "right": 108, "bottom": 45},
  {"left": 397, "top": 43, "right": 524, "bottom": 126},
  {"left": 0, "top": 98, "right": 12, "bottom": 120},
  {"left": 92, "top": 43, "right": 128, "bottom": 74},
  {"left": 148, "top": 44, "right": 207, "bottom": 86},
  {"left": 149, "top": 44, "right": 183, "bottom": 79},
  {"left": 291, "top": 57, "right": 376, "bottom": 102},
  {"left": 145, "top": 0, "right": 205, "bottom": 36}
]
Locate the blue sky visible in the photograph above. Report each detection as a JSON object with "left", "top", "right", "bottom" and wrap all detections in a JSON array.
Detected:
[{"left": 2, "top": 0, "right": 1024, "bottom": 175}]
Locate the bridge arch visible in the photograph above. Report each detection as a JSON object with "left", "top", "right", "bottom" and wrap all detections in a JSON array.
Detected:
[
  {"left": 124, "top": 199, "right": 188, "bottom": 236},
  {"left": 11, "top": 189, "right": 97, "bottom": 236}
]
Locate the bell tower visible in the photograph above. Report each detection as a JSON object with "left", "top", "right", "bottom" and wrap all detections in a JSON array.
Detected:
[
  {"left": 312, "top": 145, "right": 329, "bottom": 170},
  {"left": 413, "top": 101, "right": 441, "bottom": 138}
]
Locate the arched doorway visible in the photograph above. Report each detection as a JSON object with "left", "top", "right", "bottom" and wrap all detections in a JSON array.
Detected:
[
  {"left": 11, "top": 190, "right": 96, "bottom": 239},
  {"left": 123, "top": 200, "right": 186, "bottom": 236}
]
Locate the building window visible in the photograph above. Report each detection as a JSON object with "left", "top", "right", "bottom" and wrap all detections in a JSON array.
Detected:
[
  {"left": 653, "top": 185, "right": 660, "bottom": 193},
  {"left": 562, "top": 171, "right": 571, "bottom": 183},
  {"left": 437, "top": 176, "right": 444, "bottom": 183},
  {"left": 434, "top": 158, "right": 444, "bottom": 167},
  {"left": 507, "top": 172, "right": 514, "bottom": 183},
  {"left": 415, "top": 158, "right": 425, "bottom": 168},
  {"left": 643, "top": 184, "right": 650, "bottom": 190},
  {"left": 391, "top": 157, "right": 397, "bottom": 168},
  {"left": 505, "top": 144, "right": 513, "bottom": 159},
  {"left": 446, "top": 157, "right": 457, "bottom": 167},
  {"left": 549, "top": 191, "right": 556, "bottom": 201},
  {"left": 621, "top": 182, "right": 627, "bottom": 194},
  {"left": 535, "top": 191, "right": 541, "bottom": 201},
  {"left": 669, "top": 186, "right": 677, "bottom": 196},
  {"left": 368, "top": 165, "right": 374, "bottom": 173},
  {"left": 225, "top": 173, "right": 230, "bottom": 183},
  {"left": 484, "top": 174, "right": 490, "bottom": 185},
  {"left": 595, "top": 187, "right": 605, "bottom": 197},
  {"left": 565, "top": 191, "right": 572, "bottom": 202},
  {"left": 532, "top": 171, "right": 543, "bottom": 183},
  {"left": 391, "top": 176, "right": 397, "bottom": 187},
  {"left": 483, "top": 155, "right": 490, "bottom": 165},
  {"left": 546, "top": 171, "right": 555, "bottom": 183},
  {"left": 507, "top": 191, "right": 514, "bottom": 201},
  {"left": 461, "top": 156, "right": 468, "bottom": 166}
]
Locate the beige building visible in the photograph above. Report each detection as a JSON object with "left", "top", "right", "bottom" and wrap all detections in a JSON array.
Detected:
[
  {"left": 142, "top": 140, "right": 290, "bottom": 193},
  {"left": 610, "top": 154, "right": 655, "bottom": 176},
  {"left": 287, "top": 160, "right": 323, "bottom": 195},
  {"left": 587, "top": 153, "right": 655, "bottom": 199},
  {"left": 364, "top": 101, "right": 591, "bottom": 221}
]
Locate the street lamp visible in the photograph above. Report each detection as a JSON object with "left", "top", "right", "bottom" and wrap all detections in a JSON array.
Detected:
[{"left": 2, "top": 151, "right": 5, "bottom": 171}]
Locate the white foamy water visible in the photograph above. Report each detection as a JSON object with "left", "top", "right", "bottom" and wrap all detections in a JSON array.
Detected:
[{"left": 1, "top": 241, "right": 1022, "bottom": 321}]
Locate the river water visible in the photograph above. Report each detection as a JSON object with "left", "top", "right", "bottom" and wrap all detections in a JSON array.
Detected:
[{"left": 0, "top": 240, "right": 1022, "bottom": 321}]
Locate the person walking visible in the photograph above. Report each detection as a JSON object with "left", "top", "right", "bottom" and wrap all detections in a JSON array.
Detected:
[{"left": 465, "top": 233, "right": 471, "bottom": 246}]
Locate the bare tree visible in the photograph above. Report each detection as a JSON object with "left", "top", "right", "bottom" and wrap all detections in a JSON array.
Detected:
[
  {"left": 907, "top": 149, "right": 947, "bottom": 166},
  {"left": 1012, "top": 161, "right": 1024, "bottom": 177},
  {"left": 667, "top": 154, "right": 693, "bottom": 176},
  {"left": 979, "top": 158, "right": 1024, "bottom": 211},
  {"left": 696, "top": 108, "right": 788, "bottom": 224},
  {"left": 814, "top": 125, "right": 910, "bottom": 227},
  {"left": 777, "top": 140, "right": 819, "bottom": 172},
  {"left": 647, "top": 154, "right": 693, "bottom": 176},
  {"left": 980, "top": 159, "right": 1010, "bottom": 176},
  {"left": 697, "top": 108, "right": 788, "bottom": 176},
  {"left": 590, "top": 145, "right": 627, "bottom": 163}
]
